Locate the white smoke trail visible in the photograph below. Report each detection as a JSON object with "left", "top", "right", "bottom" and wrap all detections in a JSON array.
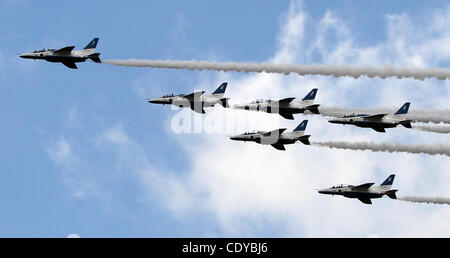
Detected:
[
  {"left": 312, "top": 141, "right": 450, "bottom": 157},
  {"left": 413, "top": 125, "right": 450, "bottom": 134},
  {"left": 103, "top": 59, "right": 450, "bottom": 81},
  {"left": 397, "top": 196, "right": 450, "bottom": 205},
  {"left": 319, "top": 106, "right": 450, "bottom": 124}
]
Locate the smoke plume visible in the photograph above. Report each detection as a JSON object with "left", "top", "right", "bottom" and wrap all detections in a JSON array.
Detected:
[
  {"left": 103, "top": 59, "right": 450, "bottom": 81},
  {"left": 312, "top": 141, "right": 450, "bottom": 157},
  {"left": 413, "top": 125, "right": 450, "bottom": 134},
  {"left": 397, "top": 196, "right": 450, "bottom": 205}
]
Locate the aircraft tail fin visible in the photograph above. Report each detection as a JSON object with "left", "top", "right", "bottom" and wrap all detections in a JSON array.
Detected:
[
  {"left": 293, "top": 120, "right": 308, "bottom": 132},
  {"left": 385, "top": 190, "right": 398, "bottom": 199},
  {"left": 210, "top": 82, "right": 228, "bottom": 97},
  {"left": 88, "top": 53, "right": 101, "bottom": 63},
  {"left": 379, "top": 174, "right": 395, "bottom": 190},
  {"left": 301, "top": 88, "right": 318, "bottom": 105},
  {"left": 394, "top": 102, "right": 410, "bottom": 115},
  {"left": 84, "top": 38, "right": 99, "bottom": 50}
]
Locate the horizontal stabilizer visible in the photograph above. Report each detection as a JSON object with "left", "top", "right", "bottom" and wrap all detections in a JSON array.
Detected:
[
  {"left": 218, "top": 98, "right": 230, "bottom": 108},
  {"left": 306, "top": 104, "right": 320, "bottom": 114},
  {"left": 352, "top": 183, "right": 375, "bottom": 191},
  {"left": 358, "top": 198, "right": 372, "bottom": 205},
  {"left": 298, "top": 135, "right": 311, "bottom": 145},
  {"left": 263, "top": 128, "right": 287, "bottom": 137},
  {"left": 62, "top": 62, "right": 77, "bottom": 69},
  {"left": 54, "top": 46, "right": 75, "bottom": 54},
  {"left": 278, "top": 97, "right": 296, "bottom": 105},
  {"left": 385, "top": 190, "right": 398, "bottom": 199},
  {"left": 88, "top": 53, "right": 101, "bottom": 63},
  {"left": 271, "top": 143, "right": 286, "bottom": 151},
  {"left": 399, "top": 120, "right": 412, "bottom": 128},
  {"left": 279, "top": 112, "right": 294, "bottom": 120}
]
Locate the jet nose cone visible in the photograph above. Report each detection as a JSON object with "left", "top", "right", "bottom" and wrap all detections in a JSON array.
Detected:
[
  {"left": 229, "top": 135, "right": 244, "bottom": 141},
  {"left": 19, "top": 53, "right": 34, "bottom": 59},
  {"left": 148, "top": 98, "right": 164, "bottom": 104},
  {"left": 148, "top": 97, "right": 171, "bottom": 105}
]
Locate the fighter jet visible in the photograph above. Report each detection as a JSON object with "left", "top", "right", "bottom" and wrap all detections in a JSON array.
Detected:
[
  {"left": 147, "top": 82, "right": 229, "bottom": 114},
  {"left": 318, "top": 174, "right": 398, "bottom": 205},
  {"left": 229, "top": 120, "right": 311, "bottom": 150},
  {"left": 328, "top": 102, "right": 412, "bottom": 133},
  {"left": 19, "top": 38, "right": 101, "bottom": 69},
  {"left": 233, "top": 88, "right": 320, "bottom": 120}
]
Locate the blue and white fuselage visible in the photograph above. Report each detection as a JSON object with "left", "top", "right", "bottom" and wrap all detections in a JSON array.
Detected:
[
  {"left": 19, "top": 38, "right": 101, "bottom": 69},
  {"left": 229, "top": 120, "right": 311, "bottom": 150},
  {"left": 318, "top": 175, "right": 398, "bottom": 204},
  {"left": 328, "top": 103, "right": 412, "bottom": 133},
  {"left": 148, "top": 82, "right": 229, "bottom": 114},
  {"left": 233, "top": 88, "right": 320, "bottom": 120}
]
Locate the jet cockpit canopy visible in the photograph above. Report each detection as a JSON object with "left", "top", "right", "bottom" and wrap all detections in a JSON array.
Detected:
[
  {"left": 330, "top": 184, "right": 352, "bottom": 189},
  {"left": 342, "top": 113, "right": 368, "bottom": 118},
  {"left": 242, "top": 131, "right": 262, "bottom": 135},
  {"left": 251, "top": 99, "right": 272, "bottom": 104}
]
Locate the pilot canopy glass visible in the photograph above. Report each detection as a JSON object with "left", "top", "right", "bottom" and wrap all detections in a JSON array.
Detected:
[
  {"left": 342, "top": 113, "right": 369, "bottom": 118},
  {"left": 330, "top": 184, "right": 353, "bottom": 189},
  {"left": 251, "top": 99, "right": 272, "bottom": 104}
]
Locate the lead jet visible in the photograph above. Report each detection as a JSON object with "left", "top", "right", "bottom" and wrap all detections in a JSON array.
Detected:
[
  {"left": 233, "top": 88, "right": 320, "bottom": 120},
  {"left": 318, "top": 174, "right": 398, "bottom": 205},
  {"left": 147, "top": 82, "right": 229, "bottom": 114},
  {"left": 229, "top": 120, "right": 311, "bottom": 150},
  {"left": 19, "top": 38, "right": 101, "bottom": 69},
  {"left": 328, "top": 102, "right": 412, "bottom": 133}
]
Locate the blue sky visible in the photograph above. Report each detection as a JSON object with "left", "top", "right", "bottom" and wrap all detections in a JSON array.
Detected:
[{"left": 0, "top": 0, "right": 449, "bottom": 237}]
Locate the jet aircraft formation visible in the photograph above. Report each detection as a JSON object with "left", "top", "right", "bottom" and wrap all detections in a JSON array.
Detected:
[{"left": 19, "top": 38, "right": 428, "bottom": 205}]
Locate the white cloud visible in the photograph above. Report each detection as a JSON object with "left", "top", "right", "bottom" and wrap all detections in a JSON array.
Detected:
[
  {"left": 45, "top": 139, "right": 74, "bottom": 167},
  {"left": 67, "top": 234, "right": 80, "bottom": 238}
]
